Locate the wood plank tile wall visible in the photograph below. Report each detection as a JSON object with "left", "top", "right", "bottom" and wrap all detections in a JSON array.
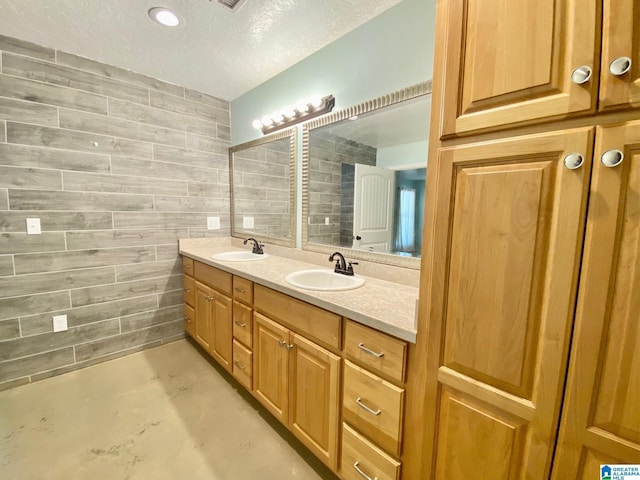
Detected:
[{"left": 0, "top": 35, "right": 231, "bottom": 390}]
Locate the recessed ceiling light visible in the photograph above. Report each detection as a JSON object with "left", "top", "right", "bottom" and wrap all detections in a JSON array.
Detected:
[{"left": 148, "top": 7, "right": 181, "bottom": 27}]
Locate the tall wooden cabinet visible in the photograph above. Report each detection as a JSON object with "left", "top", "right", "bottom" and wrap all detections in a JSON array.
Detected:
[
  {"left": 439, "top": 0, "right": 638, "bottom": 137},
  {"left": 551, "top": 121, "right": 640, "bottom": 477},
  {"left": 406, "top": 0, "right": 640, "bottom": 479}
]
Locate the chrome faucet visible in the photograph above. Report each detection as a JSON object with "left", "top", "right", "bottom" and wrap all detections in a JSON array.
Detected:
[
  {"left": 243, "top": 237, "right": 264, "bottom": 255},
  {"left": 329, "top": 252, "right": 358, "bottom": 276}
]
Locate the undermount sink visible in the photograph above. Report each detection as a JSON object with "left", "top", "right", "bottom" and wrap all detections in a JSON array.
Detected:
[
  {"left": 211, "top": 251, "right": 269, "bottom": 262},
  {"left": 284, "top": 269, "right": 365, "bottom": 292}
]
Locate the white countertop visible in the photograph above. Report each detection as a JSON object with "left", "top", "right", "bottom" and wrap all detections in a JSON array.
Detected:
[{"left": 179, "top": 239, "right": 418, "bottom": 343}]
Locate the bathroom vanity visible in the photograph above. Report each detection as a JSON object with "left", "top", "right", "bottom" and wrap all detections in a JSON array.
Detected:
[{"left": 180, "top": 239, "right": 417, "bottom": 480}]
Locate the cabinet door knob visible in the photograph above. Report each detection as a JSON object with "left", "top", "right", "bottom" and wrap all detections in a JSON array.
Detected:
[
  {"left": 563, "top": 153, "right": 585, "bottom": 170},
  {"left": 571, "top": 65, "right": 593, "bottom": 84},
  {"left": 601, "top": 149, "right": 624, "bottom": 168},
  {"left": 353, "top": 461, "right": 377, "bottom": 480},
  {"left": 609, "top": 56, "right": 632, "bottom": 76},
  {"left": 355, "top": 397, "right": 382, "bottom": 416},
  {"left": 278, "top": 340, "right": 286, "bottom": 347}
]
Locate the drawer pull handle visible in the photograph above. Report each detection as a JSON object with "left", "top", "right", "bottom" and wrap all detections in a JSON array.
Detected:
[
  {"left": 234, "top": 320, "right": 247, "bottom": 327},
  {"left": 358, "top": 343, "right": 384, "bottom": 358},
  {"left": 234, "top": 287, "right": 246, "bottom": 293},
  {"left": 234, "top": 361, "right": 246, "bottom": 370},
  {"left": 183, "top": 264, "right": 192, "bottom": 269},
  {"left": 184, "top": 288, "right": 191, "bottom": 293},
  {"left": 354, "top": 461, "right": 378, "bottom": 480},
  {"left": 278, "top": 340, "right": 286, "bottom": 347},
  {"left": 356, "top": 397, "right": 381, "bottom": 416}
]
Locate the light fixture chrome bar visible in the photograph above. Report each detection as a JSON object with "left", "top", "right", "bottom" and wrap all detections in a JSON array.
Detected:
[{"left": 258, "top": 95, "right": 335, "bottom": 135}]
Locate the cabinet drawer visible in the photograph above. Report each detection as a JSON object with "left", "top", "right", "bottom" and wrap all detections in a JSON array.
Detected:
[
  {"left": 232, "top": 340, "right": 252, "bottom": 390},
  {"left": 341, "top": 423, "right": 400, "bottom": 480},
  {"left": 343, "top": 360, "right": 405, "bottom": 457},
  {"left": 184, "top": 304, "right": 195, "bottom": 338},
  {"left": 183, "top": 275, "right": 195, "bottom": 307},
  {"left": 345, "top": 320, "right": 407, "bottom": 383},
  {"left": 254, "top": 284, "right": 341, "bottom": 350},
  {"left": 182, "top": 256, "right": 194, "bottom": 276},
  {"left": 194, "top": 261, "right": 232, "bottom": 296},
  {"left": 233, "top": 276, "right": 253, "bottom": 305},
  {"left": 233, "top": 300, "right": 253, "bottom": 348}
]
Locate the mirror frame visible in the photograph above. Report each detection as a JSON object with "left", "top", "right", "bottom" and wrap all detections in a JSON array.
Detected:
[
  {"left": 301, "top": 81, "right": 432, "bottom": 269},
  {"left": 229, "top": 128, "right": 297, "bottom": 247}
]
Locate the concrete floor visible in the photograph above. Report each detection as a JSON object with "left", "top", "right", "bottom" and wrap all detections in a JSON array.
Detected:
[{"left": 0, "top": 339, "right": 339, "bottom": 480}]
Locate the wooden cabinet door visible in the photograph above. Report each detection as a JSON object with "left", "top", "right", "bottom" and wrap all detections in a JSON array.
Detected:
[
  {"left": 210, "top": 291, "right": 232, "bottom": 373},
  {"left": 551, "top": 121, "right": 640, "bottom": 478},
  {"left": 439, "top": 0, "right": 598, "bottom": 137},
  {"left": 288, "top": 333, "right": 340, "bottom": 471},
  {"left": 253, "top": 312, "right": 289, "bottom": 424},
  {"left": 194, "top": 282, "right": 213, "bottom": 351},
  {"left": 598, "top": 0, "right": 640, "bottom": 111},
  {"left": 423, "top": 128, "right": 593, "bottom": 480}
]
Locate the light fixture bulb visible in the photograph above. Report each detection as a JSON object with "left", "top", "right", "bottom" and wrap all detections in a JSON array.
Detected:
[
  {"left": 148, "top": 7, "right": 180, "bottom": 27},
  {"left": 261, "top": 115, "right": 273, "bottom": 126},
  {"left": 282, "top": 106, "right": 296, "bottom": 119},
  {"left": 251, "top": 119, "right": 263, "bottom": 130},
  {"left": 309, "top": 96, "right": 323, "bottom": 108},
  {"left": 271, "top": 111, "right": 284, "bottom": 123},
  {"left": 295, "top": 101, "right": 309, "bottom": 114}
]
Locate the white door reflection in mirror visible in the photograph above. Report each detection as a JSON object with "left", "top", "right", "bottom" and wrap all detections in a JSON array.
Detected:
[{"left": 353, "top": 164, "right": 395, "bottom": 252}]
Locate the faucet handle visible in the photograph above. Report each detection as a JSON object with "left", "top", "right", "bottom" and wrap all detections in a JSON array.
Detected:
[{"left": 347, "top": 261, "right": 358, "bottom": 275}]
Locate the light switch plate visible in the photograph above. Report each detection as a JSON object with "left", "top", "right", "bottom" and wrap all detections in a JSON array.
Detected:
[
  {"left": 26, "top": 218, "right": 41, "bottom": 235},
  {"left": 207, "top": 216, "right": 220, "bottom": 230},
  {"left": 53, "top": 314, "right": 68, "bottom": 332},
  {"left": 325, "top": 217, "right": 330, "bottom": 225},
  {"left": 243, "top": 216, "right": 254, "bottom": 229}
]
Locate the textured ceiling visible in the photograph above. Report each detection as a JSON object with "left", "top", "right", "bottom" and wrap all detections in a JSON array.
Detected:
[{"left": 0, "top": 0, "right": 402, "bottom": 101}]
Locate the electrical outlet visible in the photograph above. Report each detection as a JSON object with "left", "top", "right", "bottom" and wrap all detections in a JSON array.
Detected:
[
  {"left": 325, "top": 217, "right": 330, "bottom": 225},
  {"left": 207, "top": 216, "right": 220, "bottom": 230},
  {"left": 53, "top": 314, "right": 68, "bottom": 333},
  {"left": 26, "top": 218, "right": 41, "bottom": 235},
  {"left": 243, "top": 216, "right": 254, "bottom": 229}
]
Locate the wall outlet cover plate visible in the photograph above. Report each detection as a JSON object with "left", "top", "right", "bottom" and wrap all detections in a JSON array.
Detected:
[
  {"left": 53, "top": 314, "right": 68, "bottom": 332},
  {"left": 207, "top": 216, "right": 221, "bottom": 230}
]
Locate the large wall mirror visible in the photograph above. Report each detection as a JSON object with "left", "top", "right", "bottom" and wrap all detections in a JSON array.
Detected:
[
  {"left": 229, "top": 128, "right": 296, "bottom": 246},
  {"left": 302, "top": 82, "right": 431, "bottom": 268}
]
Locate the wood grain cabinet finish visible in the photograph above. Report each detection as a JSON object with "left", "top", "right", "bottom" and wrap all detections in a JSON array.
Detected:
[
  {"left": 183, "top": 304, "right": 195, "bottom": 338},
  {"left": 439, "top": 0, "right": 599, "bottom": 136},
  {"left": 598, "top": 0, "right": 640, "bottom": 111},
  {"left": 232, "top": 339, "right": 253, "bottom": 390},
  {"left": 253, "top": 311, "right": 341, "bottom": 471},
  {"left": 193, "top": 270, "right": 233, "bottom": 373},
  {"left": 194, "top": 282, "right": 214, "bottom": 351},
  {"left": 232, "top": 276, "right": 253, "bottom": 305},
  {"left": 341, "top": 423, "right": 401, "bottom": 480},
  {"left": 343, "top": 360, "right": 405, "bottom": 458},
  {"left": 209, "top": 291, "right": 232, "bottom": 372},
  {"left": 551, "top": 120, "right": 640, "bottom": 478},
  {"left": 344, "top": 320, "right": 407, "bottom": 384},
  {"left": 422, "top": 128, "right": 593, "bottom": 480},
  {"left": 439, "top": 0, "right": 640, "bottom": 137},
  {"left": 183, "top": 275, "right": 194, "bottom": 307},
  {"left": 232, "top": 300, "right": 253, "bottom": 348}
]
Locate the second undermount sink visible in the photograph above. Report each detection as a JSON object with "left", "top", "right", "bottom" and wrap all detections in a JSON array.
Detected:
[
  {"left": 211, "top": 251, "right": 269, "bottom": 262},
  {"left": 285, "top": 269, "right": 365, "bottom": 292}
]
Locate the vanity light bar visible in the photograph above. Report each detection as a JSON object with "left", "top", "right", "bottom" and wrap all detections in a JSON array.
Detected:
[{"left": 252, "top": 95, "right": 335, "bottom": 135}]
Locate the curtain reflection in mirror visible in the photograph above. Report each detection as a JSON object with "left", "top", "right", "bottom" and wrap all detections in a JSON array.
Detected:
[{"left": 394, "top": 186, "right": 416, "bottom": 252}]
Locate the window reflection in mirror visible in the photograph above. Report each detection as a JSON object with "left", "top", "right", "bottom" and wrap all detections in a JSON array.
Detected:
[
  {"left": 229, "top": 129, "right": 296, "bottom": 246},
  {"left": 302, "top": 84, "right": 431, "bottom": 268}
]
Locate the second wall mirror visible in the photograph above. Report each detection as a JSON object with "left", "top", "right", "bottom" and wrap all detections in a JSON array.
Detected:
[
  {"left": 229, "top": 128, "right": 296, "bottom": 246},
  {"left": 302, "top": 82, "right": 431, "bottom": 268}
]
